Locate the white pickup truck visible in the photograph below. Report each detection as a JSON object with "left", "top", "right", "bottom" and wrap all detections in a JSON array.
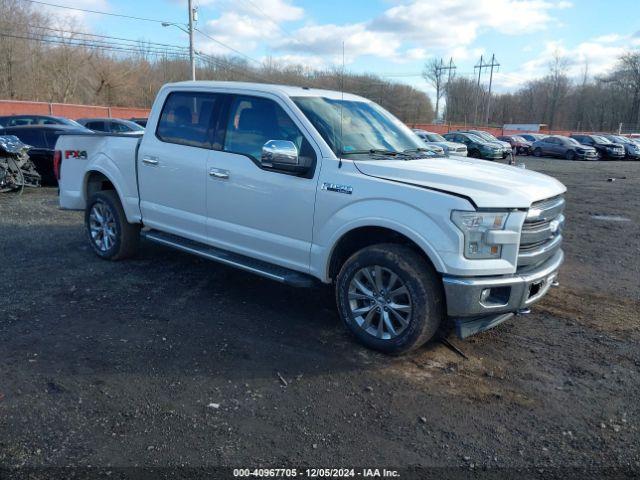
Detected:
[{"left": 57, "top": 81, "right": 566, "bottom": 354}]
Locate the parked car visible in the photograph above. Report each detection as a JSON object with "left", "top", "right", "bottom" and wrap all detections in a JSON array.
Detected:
[
  {"left": 77, "top": 118, "right": 145, "bottom": 135},
  {"left": 412, "top": 129, "right": 467, "bottom": 156},
  {"left": 569, "top": 134, "right": 625, "bottom": 160},
  {"left": 1, "top": 124, "right": 92, "bottom": 185},
  {"left": 531, "top": 135, "right": 598, "bottom": 160},
  {"left": 455, "top": 130, "right": 511, "bottom": 158},
  {"left": 603, "top": 135, "right": 640, "bottom": 160},
  {"left": 498, "top": 135, "right": 532, "bottom": 155},
  {"left": 443, "top": 132, "right": 503, "bottom": 160},
  {"left": 130, "top": 117, "right": 148, "bottom": 127},
  {"left": 58, "top": 81, "right": 565, "bottom": 355},
  {"left": 520, "top": 133, "right": 548, "bottom": 143},
  {"left": 423, "top": 143, "right": 446, "bottom": 155},
  {"left": 0, "top": 114, "right": 83, "bottom": 128}
]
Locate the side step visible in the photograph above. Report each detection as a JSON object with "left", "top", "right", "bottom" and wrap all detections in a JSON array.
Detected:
[{"left": 141, "top": 230, "right": 316, "bottom": 288}]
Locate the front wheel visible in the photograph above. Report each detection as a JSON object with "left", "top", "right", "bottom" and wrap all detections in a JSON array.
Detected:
[
  {"left": 533, "top": 147, "right": 542, "bottom": 157},
  {"left": 335, "top": 244, "right": 444, "bottom": 355},
  {"left": 565, "top": 150, "right": 576, "bottom": 160},
  {"left": 85, "top": 190, "right": 140, "bottom": 260}
]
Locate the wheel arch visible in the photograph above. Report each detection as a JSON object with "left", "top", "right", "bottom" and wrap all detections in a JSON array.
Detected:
[
  {"left": 82, "top": 167, "right": 138, "bottom": 223},
  {"left": 325, "top": 224, "right": 445, "bottom": 283}
]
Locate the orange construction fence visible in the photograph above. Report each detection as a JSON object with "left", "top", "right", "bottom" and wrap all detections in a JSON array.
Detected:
[{"left": 0, "top": 99, "right": 150, "bottom": 120}]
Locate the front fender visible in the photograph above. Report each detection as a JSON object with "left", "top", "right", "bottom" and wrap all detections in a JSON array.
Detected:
[{"left": 311, "top": 198, "right": 456, "bottom": 282}]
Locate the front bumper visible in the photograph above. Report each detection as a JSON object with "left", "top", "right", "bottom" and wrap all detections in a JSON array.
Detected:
[{"left": 442, "top": 250, "right": 564, "bottom": 338}]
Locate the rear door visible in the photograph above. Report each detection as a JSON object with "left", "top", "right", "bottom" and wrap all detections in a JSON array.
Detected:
[
  {"left": 137, "top": 90, "right": 222, "bottom": 244},
  {"left": 204, "top": 93, "right": 319, "bottom": 272}
]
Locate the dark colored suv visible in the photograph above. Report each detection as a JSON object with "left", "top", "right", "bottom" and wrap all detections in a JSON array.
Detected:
[
  {"left": 443, "top": 132, "right": 503, "bottom": 160},
  {"left": 0, "top": 124, "right": 92, "bottom": 185},
  {"left": 570, "top": 134, "right": 625, "bottom": 160},
  {"left": 531, "top": 135, "right": 598, "bottom": 160}
]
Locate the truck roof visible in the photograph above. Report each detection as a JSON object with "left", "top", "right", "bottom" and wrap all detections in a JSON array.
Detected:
[{"left": 164, "top": 81, "right": 369, "bottom": 102}]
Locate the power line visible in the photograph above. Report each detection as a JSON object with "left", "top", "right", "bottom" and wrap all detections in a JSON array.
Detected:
[
  {"left": 0, "top": 31, "right": 192, "bottom": 59},
  {"left": 20, "top": 0, "right": 172, "bottom": 24},
  {"left": 1, "top": 22, "right": 191, "bottom": 54},
  {"left": 194, "top": 28, "right": 262, "bottom": 65},
  {"left": 20, "top": 0, "right": 262, "bottom": 65}
]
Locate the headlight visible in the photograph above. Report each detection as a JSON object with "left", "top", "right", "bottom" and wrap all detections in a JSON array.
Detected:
[{"left": 451, "top": 211, "right": 509, "bottom": 259}]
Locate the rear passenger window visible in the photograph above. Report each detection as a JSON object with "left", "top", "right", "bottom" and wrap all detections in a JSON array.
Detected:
[
  {"left": 86, "top": 121, "right": 106, "bottom": 131},
  {"left": 224, "top": 95, "right": 313, "bottom": 163},
  {"left": 156, "top": 92, "right": 221, "bottom": 149}
]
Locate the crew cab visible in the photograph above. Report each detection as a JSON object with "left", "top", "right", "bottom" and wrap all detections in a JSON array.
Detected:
[{"left": 57, "top": 81, "right": 566, "bottom": 355}]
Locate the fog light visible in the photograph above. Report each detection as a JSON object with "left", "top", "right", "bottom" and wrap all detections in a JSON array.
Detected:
[{"left": 479, "top": 286, "right": 511, "bottom": 307}]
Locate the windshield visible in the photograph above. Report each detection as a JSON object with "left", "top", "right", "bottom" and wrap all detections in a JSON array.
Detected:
[
  {"left": 608, "top": 135, "right": 628, "bottom": 144},
  {"left": 513, "top": 136, "right": 527, "bottom": 142},
  {"left": 292, "top": 96, "right": 424, "bottom": 156},
  {"left": 592, "top": 135, "right": 611, "bottom": 144},
  {"left": 474, "top": 131, "right": 497, "bottom": 141},
  {"left": 426, "top": 133, "right": 446, "bottom": 142},
  {"left": 566, "top": 138, "right": 582, "bottom": 146}
]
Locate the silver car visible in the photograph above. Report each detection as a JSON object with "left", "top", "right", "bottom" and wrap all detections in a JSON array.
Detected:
[{"left": 413, "top": 129, "right": 468, "bottom": 156}]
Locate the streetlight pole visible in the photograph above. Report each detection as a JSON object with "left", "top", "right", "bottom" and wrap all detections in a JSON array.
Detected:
[{"left": 188, "top": 0, "right": 195, "bottom": 81}]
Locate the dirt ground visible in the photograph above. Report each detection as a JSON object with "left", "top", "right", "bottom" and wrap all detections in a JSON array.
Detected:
[{"left": 0, "top": 157, "right": 639, "bottom": 477}]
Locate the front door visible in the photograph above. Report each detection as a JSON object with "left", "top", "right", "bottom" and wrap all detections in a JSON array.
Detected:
[
  {"left": 205, "top": 94, "right": 320, "bottom": 273},
  {"left": 138, "top": 90, "right": 221, "bottom": 244}
]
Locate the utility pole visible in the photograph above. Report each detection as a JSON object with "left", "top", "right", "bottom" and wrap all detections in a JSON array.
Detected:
[
  {"left": 473, "top": 55, "right": 485, "bottom": 125},
  {"left": 484, "top": 54, "right": 500, "bottom": 126},
  {"left": 436, "top": 57, "right": 458, "bottom": 124},
  {"left": 188, "top": 0, "right": 196, "bottom": 81}
]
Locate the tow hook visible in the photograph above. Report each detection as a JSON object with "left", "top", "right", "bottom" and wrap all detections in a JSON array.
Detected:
[
  {"left": 516, "top": 308, "right": 531, "bottom": 315},
  {"left": 551, "top": 279, "right": 560, "bottom": 287}
]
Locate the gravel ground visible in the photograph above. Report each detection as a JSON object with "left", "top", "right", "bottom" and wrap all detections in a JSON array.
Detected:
[{"left": 0, "top": 157, "right": 638, "bottom": 477}]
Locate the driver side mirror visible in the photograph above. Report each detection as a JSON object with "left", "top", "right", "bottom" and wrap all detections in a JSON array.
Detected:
[{"left": 261, "top": 140, "right": 309, "bottom": 174}]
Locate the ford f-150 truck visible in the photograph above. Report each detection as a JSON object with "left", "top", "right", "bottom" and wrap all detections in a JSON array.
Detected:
[{"left": 57, "top": 81, "right": 566, "bottom": 355}]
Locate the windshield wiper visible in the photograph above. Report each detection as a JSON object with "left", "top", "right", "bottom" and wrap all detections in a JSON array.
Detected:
[{"left": 340, "top": 148, "right": 400, "bottom": 156}]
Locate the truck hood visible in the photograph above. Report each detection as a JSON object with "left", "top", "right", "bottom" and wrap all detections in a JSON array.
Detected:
[{"left": 354, "top": 156, "right": 566, "bottom": 209}]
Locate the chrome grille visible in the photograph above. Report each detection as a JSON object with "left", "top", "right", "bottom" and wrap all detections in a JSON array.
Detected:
[{"left": 518, "top": 195, "right": 565, "bottom": 268}]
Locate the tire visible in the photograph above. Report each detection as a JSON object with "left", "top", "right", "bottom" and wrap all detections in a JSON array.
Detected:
[
  {"left": 335, "top": 243, "right": 444, "bottom": 355},
  {"left": 565, "top": 150, "right": 575, "bottom": 160},
  {"left": 533, "top": 147, "right": 542, "bottom": 157},
  {"left": 469, "top": 149, "right": 481, "bottom": 159},
  {"left": 85, "top": 190, "right": 140, "bottom": 260}
]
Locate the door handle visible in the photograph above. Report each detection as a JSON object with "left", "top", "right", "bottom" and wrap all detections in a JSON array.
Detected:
[
  {"left": 209, "top": 168, "right": 229, "bottom": 179},
  {"left": 142, "top": 155, "right": 159, "bottom": 165}
]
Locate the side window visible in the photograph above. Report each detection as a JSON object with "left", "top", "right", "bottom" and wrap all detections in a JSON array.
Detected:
[
  {"left": 156, "top": 91, "right": 221, "bottom": 149},
  {"left": 86, "top": 121, "right": 106, "bottom": 131},
  {"left": 223, "top": 95, "right": 314, "bottom": 164},
  {"left": 110, "top": 122, "right": 130, "bottom": 133}
]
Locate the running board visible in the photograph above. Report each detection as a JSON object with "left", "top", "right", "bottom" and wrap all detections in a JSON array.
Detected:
[{"left": 142, "top": 230, "right": 316, "bottom": 288}]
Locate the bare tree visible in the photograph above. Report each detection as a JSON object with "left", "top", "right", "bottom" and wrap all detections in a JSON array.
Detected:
[{"left": 422, "top": 58, "right": 444, "bottom": 120}]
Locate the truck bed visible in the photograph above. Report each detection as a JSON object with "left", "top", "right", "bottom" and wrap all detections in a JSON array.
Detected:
[{"left": 57, "top": 132, "right": 142, "bottom": 222}]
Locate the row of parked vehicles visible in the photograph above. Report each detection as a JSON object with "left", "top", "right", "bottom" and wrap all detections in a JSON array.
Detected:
[
  {"left": 413, "top": 128, "right": 640, "bottom": 161},
  {"left": 0, "top": 114, "right": 147, "bottom": 185},
  {"left": 2, "top": 112, "right": 638, "bottom": 187}
]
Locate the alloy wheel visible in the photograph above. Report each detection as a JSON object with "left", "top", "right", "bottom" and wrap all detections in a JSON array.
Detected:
[
  {"left": 89, "top": 201, "right": 117, "bottom": 252},
  {"left": 347, "top": 265, "right": 412, "bottom": 340}
]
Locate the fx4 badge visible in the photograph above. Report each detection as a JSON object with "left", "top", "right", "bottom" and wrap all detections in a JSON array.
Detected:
[
  {"left": 64, "top": 150, "right": 87, "bottom": 159},
  {"left": 321, "top": 182, "right": 353, "bottom": 195}
]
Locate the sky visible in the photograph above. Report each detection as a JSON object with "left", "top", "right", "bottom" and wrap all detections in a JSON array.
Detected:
[{"left": 39, "top": 0, "right": 640, "bottom": 99}]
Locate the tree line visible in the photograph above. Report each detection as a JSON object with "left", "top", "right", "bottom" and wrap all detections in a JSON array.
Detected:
[{"left": 429, "top": 51, "right": 640, "bottom": 133}]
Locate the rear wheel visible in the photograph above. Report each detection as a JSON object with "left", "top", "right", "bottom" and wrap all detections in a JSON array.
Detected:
[
  {"left": 85, "top": 190, "right": 140, "bottom": 260},
  {"left": 469, "top": 149, "right": 481, "bottom": 158},
  {"left": 533, "top": 147, "right": 542, "bottom": 157},
  {"left": 565, "top": 150, "right": 576, "bottom": 160},
  {"left": 335, "top": 244, "right": 444, "bottom": 355}
]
